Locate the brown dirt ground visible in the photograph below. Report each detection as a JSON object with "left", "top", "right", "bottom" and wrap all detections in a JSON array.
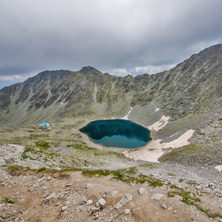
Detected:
[{"left": 1, "top": 168, "right": 221, "bottom": 222}]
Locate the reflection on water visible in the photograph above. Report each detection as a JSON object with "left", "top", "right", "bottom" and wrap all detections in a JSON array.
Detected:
[{"left": 80, "top": 119, "right": 151, "bottom": 148}]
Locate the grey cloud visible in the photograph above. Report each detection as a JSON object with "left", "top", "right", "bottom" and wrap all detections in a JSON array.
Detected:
[{"left": 0, "top": 0, "right": 222, "bottom": 87}]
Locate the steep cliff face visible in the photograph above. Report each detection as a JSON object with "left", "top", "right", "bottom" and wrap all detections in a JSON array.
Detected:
[{"left": 0, "top": 44, "right": 222, "bottom": 129}]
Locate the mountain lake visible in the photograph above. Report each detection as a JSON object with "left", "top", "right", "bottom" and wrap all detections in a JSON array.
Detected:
[{"left": 80, "top": 119, "right": 151, "bottom": 148}]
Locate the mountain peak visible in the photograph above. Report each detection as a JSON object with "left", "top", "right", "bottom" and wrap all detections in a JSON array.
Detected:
[{"left": 79, "top": 66, "right": 102, "bottom": 75}]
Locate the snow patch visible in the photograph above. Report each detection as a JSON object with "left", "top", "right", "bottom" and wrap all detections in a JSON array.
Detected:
[
  {"left": 123, "top": 129, "right": 195, "bottom": 163},
  {"left": 148, "top": 115, "right": 170, "bottom": 131}
]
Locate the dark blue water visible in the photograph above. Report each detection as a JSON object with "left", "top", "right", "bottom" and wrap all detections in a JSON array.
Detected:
[{"left": 80, "top": 119, "right": 151, "bottom": 148}]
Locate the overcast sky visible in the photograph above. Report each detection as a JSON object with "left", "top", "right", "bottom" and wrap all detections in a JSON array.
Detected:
[{"left": 0, "top": 0, "right": 222, "bottom": 89}]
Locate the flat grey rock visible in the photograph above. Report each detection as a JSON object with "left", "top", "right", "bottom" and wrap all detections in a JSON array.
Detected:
[{"left": 151, "top": 193, "right": 163, "bottom": 200}]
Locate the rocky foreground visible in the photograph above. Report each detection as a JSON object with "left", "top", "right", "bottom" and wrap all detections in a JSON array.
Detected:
[
  {"left": 1, "top": 166, "right": 222, "bottom": 222},
  {"left": 1, "top": 144, "right": 222, "bottom": 222}
]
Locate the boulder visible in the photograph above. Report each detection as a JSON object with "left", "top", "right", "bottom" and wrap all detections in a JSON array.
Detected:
[
  {"left": 79, "top": 200, "right": 87, "bottom": 205},
  {"left": 139, "top": 187, "right": 145, "bottom": 195},
  {"left": 124, "top": 209, "right": 131, "bottom": 215},
  {"left": 61, "top": 206, "right": 67, "bottom": 212},
  {"left": 98, "top": 198, "right": 106, "bottom": 207},
  {"left": 161, "top": 202, "right": 167, "bottom": 209}
]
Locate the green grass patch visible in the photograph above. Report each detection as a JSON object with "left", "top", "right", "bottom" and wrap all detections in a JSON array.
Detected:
[
  {"left": 5, "top": 164, "right": 82, "bottom": 175},
  {"left": 82, "top": 169, "right": 111, "bottom": 176},
  {"left": 170, "top": 190, "right": 200, "bottom": 205},
  {"left": 126, "top": 166, "right": 137, "bottom": 174},
  {"left": 21, "top": 153, "right": 35, "bottom": 160},
  {"left": 168, "top": 173, "right": 176, "bottom": 177},
  {"left": 5, "top": 198, "right": 15, "bottom": 204},
  {"left": 81, "top": 167, "right": 162, "bottom": 185},
  {"left": 149, "top": 180, "right": 164, "bottom": 187},
  {"left": 180, "top": 191, "right": 195, "bottom": 205},
  {"left": 37, "top": 167, "right": 47, "bottom": 172},
  {"left": 21, "top": 146, "right": 37, "bottom": 160},
  {"left": 166, "top": 187, "right": 222, "bottom": 219},
  {"left": 169, "top": 183, "right": 183, "bottom": 190},
  {"left": 24, "top": 146, "right": 35, "bottom": 152},
  {"left": 5, "top": 165, "right": 31, "bottom": 172},
  {"left": 193, "top": 204, "right": 222, "bottom": 219},
  {"left": 74, "top": 144, "right": 96, "bottom": 150},
  {"left": 35, "top": 141, "right": 50, "bottom": 149},
  {"left": 168, "top": 192, "right": 175, "bottom": 197},
  {"left": 112, "top": 170, "right": 125, "bottom": 180}
]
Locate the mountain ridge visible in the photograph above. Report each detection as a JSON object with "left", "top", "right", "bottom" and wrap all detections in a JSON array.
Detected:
[
  {"left": 0, "top": 44, "right": 222, "bottom": 165},
  {"left": 0, "top": 44, "right": 222, "bottom": 125}
]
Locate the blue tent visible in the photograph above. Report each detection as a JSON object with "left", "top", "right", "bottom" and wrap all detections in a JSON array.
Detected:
[{"left": 39, "top": 121, "right": 50, "bottom": 127}]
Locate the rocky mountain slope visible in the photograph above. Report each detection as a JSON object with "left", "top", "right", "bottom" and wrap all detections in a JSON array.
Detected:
[
  {"left": 1, "top": 44, "right": 222, "bottom": 126},
  {"left": 0, "top": 44, "right": 222, "bottom": 165}
]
